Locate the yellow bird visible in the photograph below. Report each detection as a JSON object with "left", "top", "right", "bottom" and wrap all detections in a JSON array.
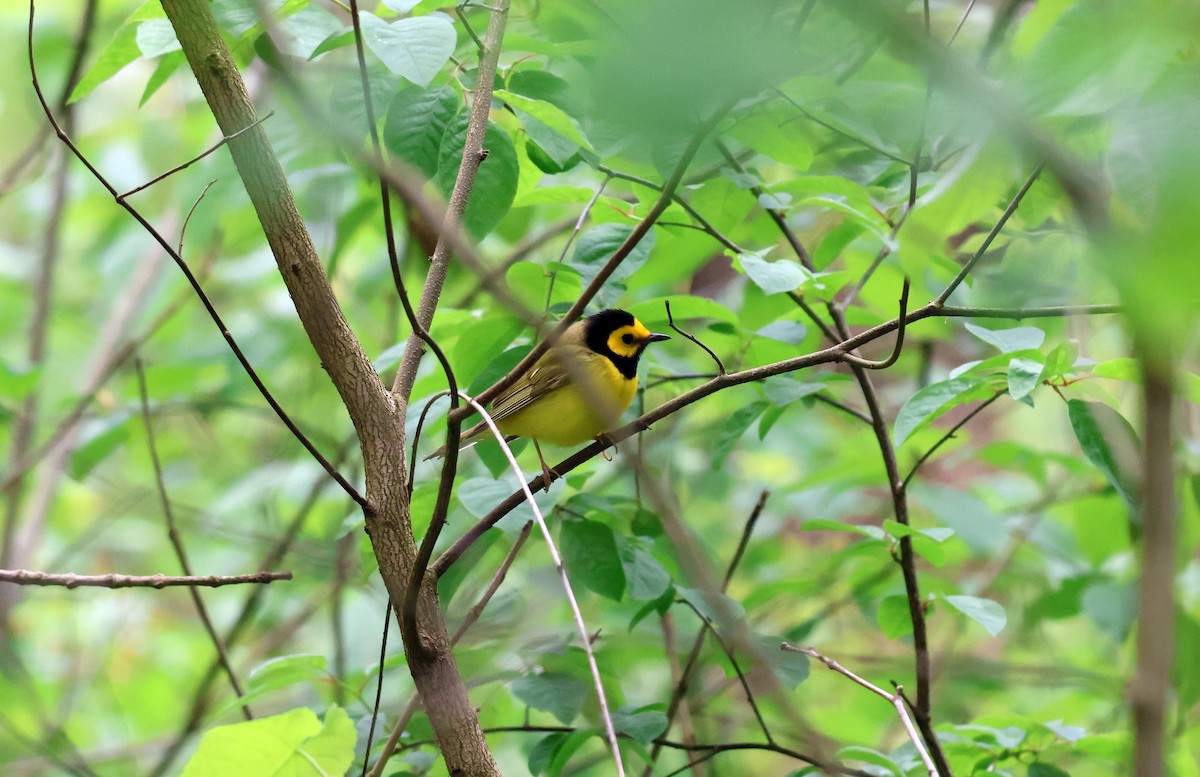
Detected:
[{"left": 428, "top": 309, "right": 669, "bottom": 481}]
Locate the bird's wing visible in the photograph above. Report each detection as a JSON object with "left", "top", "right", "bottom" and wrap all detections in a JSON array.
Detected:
[{"left": 487, "top": 346, "right": 587, "bottom": 423}]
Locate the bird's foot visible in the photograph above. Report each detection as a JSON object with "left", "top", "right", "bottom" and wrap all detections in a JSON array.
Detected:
[{"left": 595, "top": 433, "right": 618, "bottom": 461}]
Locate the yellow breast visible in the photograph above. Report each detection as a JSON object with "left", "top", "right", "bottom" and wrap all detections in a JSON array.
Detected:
[{"left": 497, "top": 355, "right": 638, "bottom": 447}]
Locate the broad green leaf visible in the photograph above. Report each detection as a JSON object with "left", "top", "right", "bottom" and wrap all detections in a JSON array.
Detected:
[
  {"left": 562, "top": 519, "right": 626, "bottom": 600},
  {"left": 711, "top": 401, "right": 768, "bottom": 466},
  {"left": 528, "top": 733, "right": 569, "bottom": 776},
  {"left": 753, "top": 633, "right": 809, "bottom": 688},
  {"left": 451, "top": 315, "right": 526, "bottom": 382},
  {"left": 728, "top": 108, "right": 814, "bottom": 169},
  {"left": 876, "top": 594, "right": 912, "bottom": 639},
  {"left": 738, "top": 252, "right": 808, "bottom": 295},
  {"left": 943, "top": 594, "right": 1007, "bottom": 636},
  {"left": 0, "top": 361, "right": 40, "bottom": 400},
  {"left": 762, "top": 377, "right": 825, "bottom": 407},
  {"left": 435, "top": 116, "right": 520, "bottom": 237},
  {"left": 1067, "top": 399, "right": 1141, "bottom": 506},
  {"left": 835, "top": 746, "right": 903, "bottom": 776},
  {"left": 893, "top": 376, "right": 986, "bottom": 446},
  {"left": 180, "top": 706, "right": 355, "bottom": 777},
  {"left": 616, "top": 536, "right": 671, "bottom": 601},
  {"left": 627, "top": 295, "right": 738, "bottom": 328},
  {"left": 457, "top": 476, "right": 564, "bottom": 532},
  {"left": 495, "top": 90, "right": 592, "bottom": 150},
  {"left": 545, "top": 729, "right": 596, "bottom": 777},
  {"left": 612, "top": 707, "right": 668, "bottom": 745},
  {"left": 803, "top": 518, "right": 886, "bottom": 541},
  {"left": 1043, "top": 339, "right": 1080, "bottom": 378},
  {"left": 1008, "top": 356, "right": 1044, "bottom": 400},
  {"left": 756, "top": 320, "right": 808, "bottom": 344},
  {"left": 384, "top": 85, "right": 460, "bottom": 178},
  {"left": 965, "top": 322, "right": 1046, "bottom": 353},
  {"left": 1082, "top": 581, "right": 1137, "bottom": 641},
  {"left": 570, "top": 223, "right": 656, "bottom": 290},
  {"left": 512, "top": 672, "right": 588, "bottom": 724},
  {"left": 69, "top": 413, "right": 132, "bottom": 480},
  {"left": 136, "top": 19, "right": 180, "bottom": 57},
  {"left": 1028, "top": 762, "right": 1072, "bottom": 777},
  {"left": 505, "top": 261, "right": 582, "bottom": 314},
  {"left": 358, "top": 12, "right": 455, "bottom": 88},
  {"left": 70, "top": 1, "right": 165, "bottom": 102}
]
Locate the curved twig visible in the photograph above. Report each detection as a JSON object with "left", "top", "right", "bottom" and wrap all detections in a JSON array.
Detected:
[
  {"left": 665, "top": 300, "right": 726, "bottom": 374},
  {"left": 835, "top": 278, "right": 910, "bottom": 369}
]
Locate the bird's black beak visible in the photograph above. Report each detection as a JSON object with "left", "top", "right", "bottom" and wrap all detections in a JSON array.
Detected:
[{"left": 646, "top": 332, "right": 671, "bottom": 343}]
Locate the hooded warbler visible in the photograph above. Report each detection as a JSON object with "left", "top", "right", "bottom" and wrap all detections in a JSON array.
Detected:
[{"left": 428, "top": 309, "right": 669, "bottom": 477}]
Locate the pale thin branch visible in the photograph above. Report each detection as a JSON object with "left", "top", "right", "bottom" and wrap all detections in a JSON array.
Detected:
[
  {"left": 901, "top": 390, "right": 1005, "bottom": 490},
  {"left": 784, "top": 644, "right": 938, "bottom": 776},
  {"left": 116, "top": 115, "right": 272, "bottom": 200},
  {"left": 0, "top": 569, "right": 292, "bottom": 588},
  {"left": 455, "top": 392, "right": 626, "bottom": 776}
]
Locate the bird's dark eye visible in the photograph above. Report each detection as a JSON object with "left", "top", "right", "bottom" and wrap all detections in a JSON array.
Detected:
[{"left": 621, "top": 333, "right": 635, "bottom": 345}]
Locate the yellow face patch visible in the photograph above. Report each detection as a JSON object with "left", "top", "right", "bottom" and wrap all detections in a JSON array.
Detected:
[{"left": 606, "top": 319, "right": 653, "bottom": 358}]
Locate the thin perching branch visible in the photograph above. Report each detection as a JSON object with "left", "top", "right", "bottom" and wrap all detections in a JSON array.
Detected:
[
  {"left": 784, "top": 644, "right": 938, "bottom": 776},
  {"left": 455, "top": 392, "right": 626, "bottom": 777},
  {"left": 0, "top": 570, "right": 292, "bottom": 588}
]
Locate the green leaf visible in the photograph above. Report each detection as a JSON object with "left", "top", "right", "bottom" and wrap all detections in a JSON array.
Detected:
[
  {"left": 626, "top": 295, "right": 739, "bottom": 328},
  {"left": 1007, "top": 356, "right": 1044, "bottom": 400},
  {"left": 711, "top": 401, "right": 768, "bottom": 467},
  {"left": 0, "top": 360, "right": 40, "bottom": 401},
  {"left": 451, "top": 315, "right": 526, "bottom": 383},
  {"left": 384, "top": 85, "right": 460, "bottom": 178},
  {"left": 70, "top": 1, "right": 165, "bottom": 102},
  {"left": 136, "top": 19, "right": 180, "bottom": 57},
  {"left": 570, "top": 223, "right": 656, "bottom": 291},
  {"left": 180, "top": 706, "right": 355, "bottom": 777},
  {"left": 893, "top": 376, "right": 986, "bottom": 447},
  {"left": 562, "top": 519, "right": 626, "bottom": 600},
  {"left": 435, "top": 116, "right": 520, "bottom": 237},
  {"left": 495, "top": 89, "right": 592, "bottom": 150},
  {"left": 756, "top": 320, "right": 808, "bottom": 344},
  {"left": 728, "top": 108, "right": 814, "bottom": 169},
  {"left": 612, "top": 706, "right": 668, "bottom": 745},
  {"left": 511, "top": 671, "right": 588, "bottom": 725},
  {"left": 965, "top": 322, "right": 1046, "bottom": 353},
  {"left": 876, "top": 594, "right": 912, "bottom": 639},
  {"left": 1067, "top": 399, "right": 1141, "bottom": 506},
  {"left": 1082, "top": 581, "right": 1137, "bottom": 641},
  {"left": 457, "top": 476, "right": 564, "bottom": 532},
  {"left": 528, "top": 733, "right": 569, "bottom": 776},
  {"left": 738, "top": 252, "right": 808, "bottom": 295},
  {"left": 1028, "top": 762, "right": 1072, "bottom": 777},
  {"left": 943, "top": 594, "right": 1007, "bottom": 636},
  {"left": 803, "top": 518, "right": 886, "bottom": 541},
  {"left": 753, "top": 633, "right": 809, "bottom": 688},
  {"left": 69, "top": 413, "right": 132, "bottom": 480},
  {"left": 616, "top": 536, "right": 671, "bottom": 601},
  {"left": 1043, "top": 339, "right": 1080, "bottom": 377},
  {"left": 358, "top": 12, "right": 455, "bottom": 88},
  {"left": 761, "top": 377, "right": 825, "bottom": 407},
  {"left": 836, "top": 746, "right": 902, "bottom": 775}
]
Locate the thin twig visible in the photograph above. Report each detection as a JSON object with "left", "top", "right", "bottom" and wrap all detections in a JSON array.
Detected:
[
  {"left": 835, "top": 278, "right": 910, "bottom": 369},
  {"left": 934, "top": 165, "right": 1044, "bottom": 306},
  {"left": 136, "top": 358, "right": 250, "bottom": 718},
  {"left": 0, "top": 570, "right": 292, "bottom": 588},
  {"left": 642, "top": 490, "right": 768, "bottom": 775},
  {"left": 116, "top": 115, "right": 272, "bottom": 200},
  {"left": 666, "top": 300, "right": 725, "bottom": 374},
  {"left": 360, "top": 607, "right": 391, "bottom": 777},
  {"left": 784, "top": 644, "right": 938, "bottom": 776},
  {"left": 456, "top": 392, "right": 625, "bottom": 776},
  {"left": 901, "top": 390, "right": 1005, "bottom": 490}
]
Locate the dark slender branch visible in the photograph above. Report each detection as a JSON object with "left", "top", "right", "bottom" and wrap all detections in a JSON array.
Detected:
[
  {"left": 136, "top": 359, "right": 250, "bottom": 718},
  {"left": 835, "top": 278, "right": 909, "bottom": 369},
  {"left": 0, "top": 570, "right": 292, "bottom": 588},
  {"left": 26, "top": 4, "right": 368, "bottom": 511},
  {"left": 934, "top": 164, "right": 1043, "bottom": 305},
  {"left": 948, "top": 0, "right": 979, "bottom": 44},
  {"left": 116, "top": 115, "right": 272, "bottom": 200},
  {"left": 641, "top": 491, "right": 768, "bottom": 775},
  {"left": 666, "top": 300, "right": 725, "bottom": 374},
  {"left": 810, "top": 393, "right": 872, "bottom": 424},
  {"left": 902, "top": 390, "right": 1005, "bottom": 490},
  {"left": 360, "top": 607, "right": 391, "bottom": 777}
]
